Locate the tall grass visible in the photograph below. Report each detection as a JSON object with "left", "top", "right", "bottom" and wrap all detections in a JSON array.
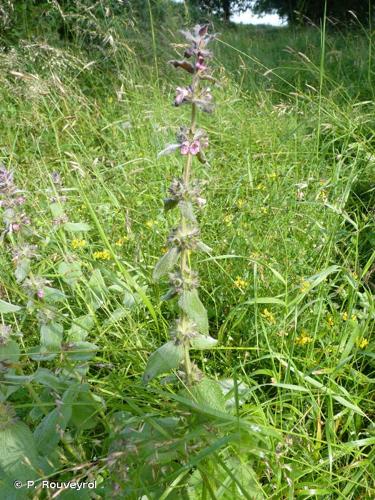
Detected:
[{"left": 0, "top": 1, "right": 374, "bottom": 497}]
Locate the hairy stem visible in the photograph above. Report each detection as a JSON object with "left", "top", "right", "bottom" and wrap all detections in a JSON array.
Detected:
[{"left": 181, "top": 85, "right": 198, "bottom": 386}]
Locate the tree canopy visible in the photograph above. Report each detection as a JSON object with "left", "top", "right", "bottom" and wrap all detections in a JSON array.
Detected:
[
  {"left": 191, "top": 0, "right": 374, "bottom": 25},
  {"left": 252, "top": 0, "right": 374, "bottom": 25}
]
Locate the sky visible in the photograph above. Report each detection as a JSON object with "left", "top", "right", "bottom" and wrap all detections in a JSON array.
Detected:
[
  {"left": 232, "top": 10, "right": 284, "bottom": 25},
  {"left": 173, "top": 2, "right": 284, "bottom": 26}
]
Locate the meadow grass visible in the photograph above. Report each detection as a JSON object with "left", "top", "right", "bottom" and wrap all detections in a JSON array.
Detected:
[{"left": 0, "top": 3, "right": 374, "bottom": 498}]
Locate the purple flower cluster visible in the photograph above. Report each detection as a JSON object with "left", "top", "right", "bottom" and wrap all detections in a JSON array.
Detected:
[{"left": 0, "top": 165, "right": 30, "bottom": 234}]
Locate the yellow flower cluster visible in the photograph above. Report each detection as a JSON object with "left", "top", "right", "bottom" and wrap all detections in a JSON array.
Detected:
[
  {"left": 261, "top": 308, "right": 276, "bottom": 325},
  {"left": 357, "top": 338, "right": 369, "bottom": 349},
  {"left": 300, "top": 280, "right": 311, "bottom": 294},
  {"left": 295, "top": 330, "right": 313, "bottom": 346},
  {"left": 318, "top": 190, "right": 328, "bottom": 202},
  {"left": 115, "top": 236, "right": 128, "bottom": 247},
  {"left": 71, "top": 239, "right": 86, "bottom": 250},
  {"left": 236, "top": 199, "right": 246, "bottom": 208},
  {"left": 327, "top": 316, "right": 334, "bottom": 328},
  {"left": 342, "top": 312, "right": 357, "bottom": 321},
  {"left": 266, "top": 172, "right": 277, "bottom": 180},
  {"left": 233, "top": 276, "right": 248, "bottom": 290},
  {"left": 224, "top": 214, "right": 234, "bottom": 225},
  {"left": 145, "top": 220, "right": 158, "bottom": 228},
  {"left": 93, "top": 249, "right": 111, "bottom": 260}
]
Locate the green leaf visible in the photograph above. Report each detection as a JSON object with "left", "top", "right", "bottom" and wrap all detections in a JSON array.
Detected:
[
  {"left": 58, "top": 261, "right": 82, "bottom": 287},
  {"left": 14, "top": 258, "right": 30, "bottom": 283},
  {"left": 34, "top": 368, "right": 65, "bottom": 391},
  {"left": 197, "top": 241, "right": 212, "bottom": 253},
  {"left": 0, "top": 341, "right": 20, "bottom": 364},
  {"left": 65, "top": 341, "right": 98, "bottom": 362},
  {"left": 43, "top": 287, "right": 66, "bottom": 303},
  {"left": 63, "top": 222, "right": 91, "bottom": 232},
  {"left": 69, "top": 384, "right": 103, "bottom": 430},
  {"left": 143, "top": 341, "right": 184, "bottom": 384},
  {"left": 87, "top": 269, "right": 107, "bottom": 309},
  {"left": 0, "top": 300, "right": 21, "bottom": 314},
  {"left": 164, "top": 198, "right": 178, "bottom": 211},
  {"left": 0, "top": 421, "right": 40, "bottom": 483},
  {"left": 186, "top": 377, "right": 226, "bottom": 412},
  {"left": 152, "top": 247, "right": 180, "bottom": 281},
  {"left": 67, "top": 315, "right": 95, "bottom": 342},
  {"left": 190, "top": 334, "right": 218, "bottom": 350},
  {"left": 179, "top": 289, "right": 209, "bottom": 335},
  {"left": 49, "top": 202, "right": 65, "bottom": 219},
  {"left": 179, "top": 200, "right": 196, "bottom": 222},
  {"left": 34, "top": 384, "right": 79, "bottom": 455},
  {"left": 40, "top": 323, "right": 63, "bottom": 352}
]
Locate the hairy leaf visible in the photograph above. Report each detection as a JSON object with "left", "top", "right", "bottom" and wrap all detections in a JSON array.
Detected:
[
  {"left": 58, "top": 261, "right": 82, "bottom": 287},
  {"left": 143, "top": 341, "right": 184, "bottom": 384},
  {"left": 190, "top": 334, "right": 217, "bottom": 349},
  {"left": 179, "top": 289, "right": 209, "bottom": 334},
  {"left": 153, "top": 247, "right": 180, "bottom": 281},
  {"left": 0, "top": 300, "right": 21, "bottom": 314},
  {"left": 63, "top": 222, "right": 91, "bottom": 232}
]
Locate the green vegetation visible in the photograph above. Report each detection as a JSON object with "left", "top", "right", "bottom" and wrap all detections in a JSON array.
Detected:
[{"left": 0, "top": 1, "right": 374, "bottom": 498}]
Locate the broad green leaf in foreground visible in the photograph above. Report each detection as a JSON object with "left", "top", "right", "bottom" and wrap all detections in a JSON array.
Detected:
[
  {"left": 179, "top": 289, "right": 209, "bottom": 335},
  {"left": 143, "top": 341, "right": 184, "bottom": 384},
  {"left": 0, "top": 300, "right": 21, "bottom": 314},
  {"left": 153, "top": 247, "right": 180, "bottom": 281}
]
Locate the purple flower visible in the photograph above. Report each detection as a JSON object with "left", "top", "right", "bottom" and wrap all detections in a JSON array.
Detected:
[
  {"left": 15, "top": 196, "right": 26, "bottom": 205},
  {"left": 51, "top": 171, "right": 62, "bottom": 184},
  {"left": 180, "top": 141, "right": 190, "bottom": 155},
  {"left": 189, "top": 141, "right": 200, "bottom": 155},
  {"left": 37, "top": 289, "right": 45, "bottom": 299},
  {"left": 175, "top": 86, "right": 193, "bottom": 106},
  {"left": 195, "top": 56, "right": 207, "bottom": 72},
  {"left": 175, "top": 87, "right": 189, "bottom": 105},
  {"left": 180, "top": 141, "right": 201, "bottom": 156}
]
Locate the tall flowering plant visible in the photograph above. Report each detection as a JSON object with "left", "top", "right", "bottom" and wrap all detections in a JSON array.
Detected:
[{"left": 144, "top": 25, "right": 218, "bottom": 387}]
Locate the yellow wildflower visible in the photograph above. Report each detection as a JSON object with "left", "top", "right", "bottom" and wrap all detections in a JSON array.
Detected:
[
  {"left": 318, "top": 190, "right": 328, "bottom": 202},
  {"left": 256, "top": 183, "right": 266, "bottom": 191},
  {"left": 260, "top": 206, "right": 269, "bottom": 214},
  {"left": 295, "top": 330, "right": 313, "bottom": 346},
  {"left": 71, "top": 239, "right": 86, "bottom": 250},
  {"left": 236, "top": 199, "right": 246, "bottom": 208},
  {"left": 145, "top": 220, "right": 157, "bottom": 229},
  {"left": 327, "top": 315, "right": 334, "bottom": 328},
  {"left": 261, "top": 308, "right": 276, "bottom": 325},
  {"left": 224, "top": 214, "right": 234, "bottom": 225},
  {"left": 300, "top": 280, "right": 311, "bottom": 294},
  {"left": 115, "top": 236, "right": 128, "bottom": 246},
  {"left": 357, "top": 338, "right": 369, "bottom": 349},
  {"left": 93, "top": 249, "right": 111, "bottom": 260},
  {"left": 266, "top": 172, "right": 277, "bottom": 180},
  {"left": 342, "top": 312, "right": 348, "bottom": 321},
  {"left": 233, "top": 276, "right": 248, "bottom": 290}
]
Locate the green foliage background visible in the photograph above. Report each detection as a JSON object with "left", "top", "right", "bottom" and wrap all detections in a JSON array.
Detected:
[{"left": 0, "top": 0, "right": 374, "bottom": 498}]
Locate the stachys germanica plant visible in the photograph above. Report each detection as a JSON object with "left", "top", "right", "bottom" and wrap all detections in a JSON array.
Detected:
[{"left": 144, "top": 25, "right": 220, "bottom": 388}]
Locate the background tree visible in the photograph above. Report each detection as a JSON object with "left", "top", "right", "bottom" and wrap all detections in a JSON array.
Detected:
[
  {"left": 189, "top": 0, "right": 251, "bottom": 22},
  {"left": 251, "top": 0, "right": 374, "bottom": 26}
]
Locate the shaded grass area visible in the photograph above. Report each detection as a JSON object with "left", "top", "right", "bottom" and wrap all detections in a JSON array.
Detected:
[{"left": 0, "top": 3, "right": 374, "bottom": 498}]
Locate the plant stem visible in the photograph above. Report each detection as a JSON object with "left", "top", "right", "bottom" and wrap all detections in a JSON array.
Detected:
[{"left": 181, "top": 82, "right": 198, "bottom": 386}]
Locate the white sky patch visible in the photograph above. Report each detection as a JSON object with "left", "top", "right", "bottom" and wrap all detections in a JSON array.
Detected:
[{"left": 232, "top": 10, "right": 284, "bottom": 25}]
